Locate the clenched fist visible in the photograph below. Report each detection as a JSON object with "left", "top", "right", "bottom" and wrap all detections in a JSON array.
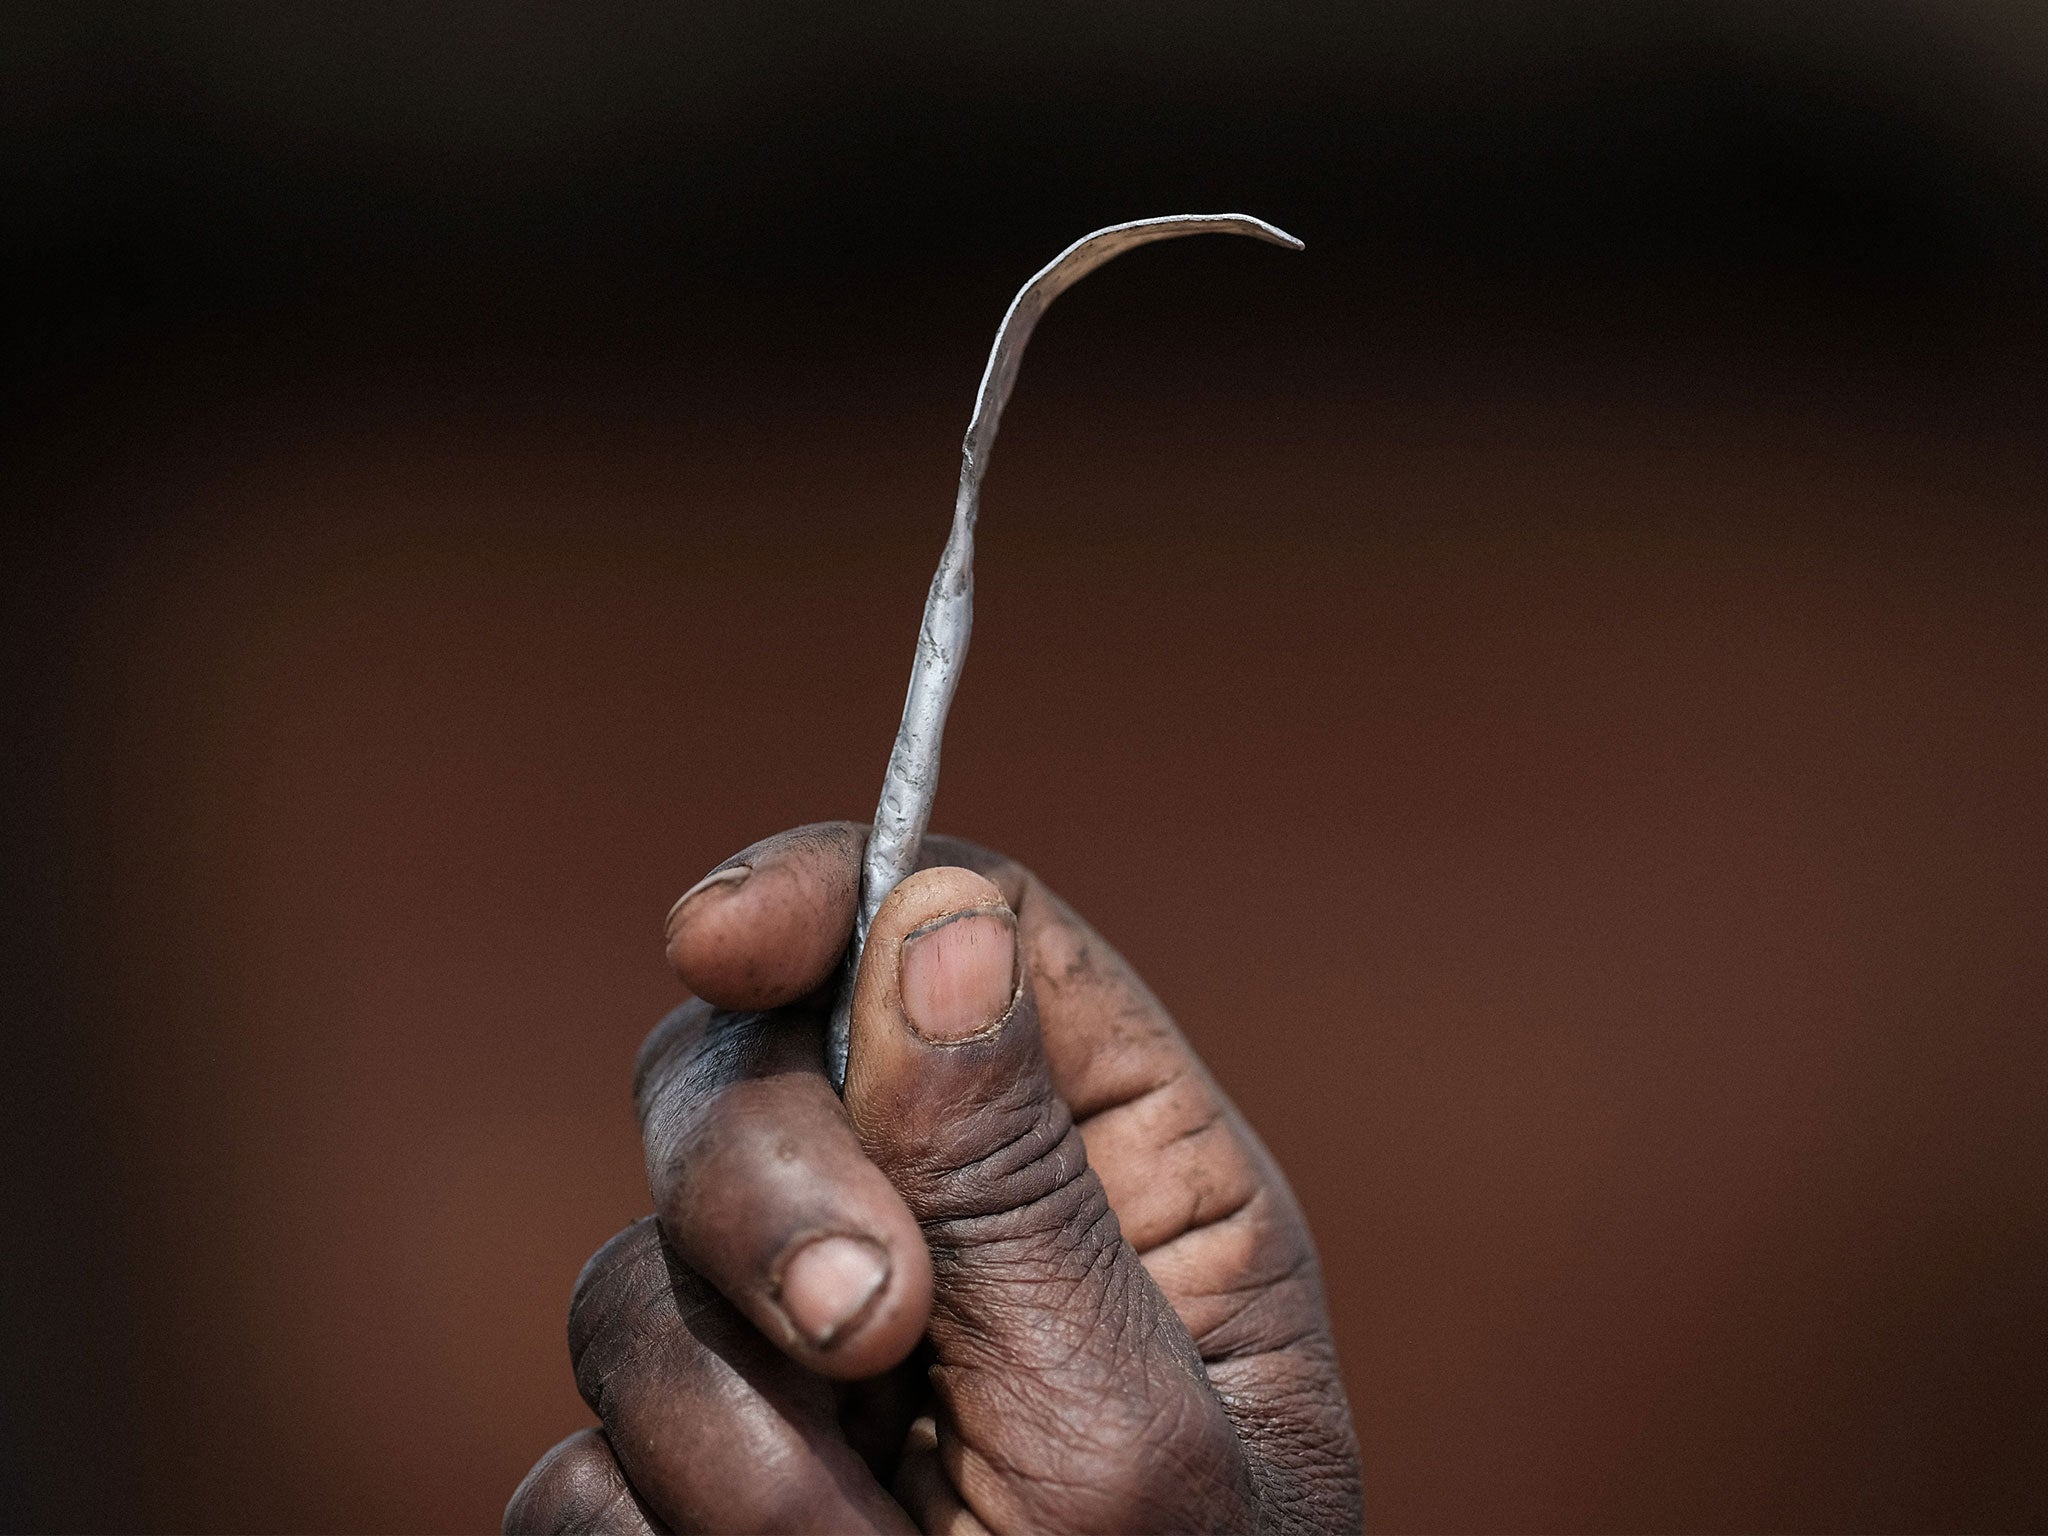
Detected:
[{"left": 506, "top": 824, "right": 1361, "bottom": 1533}]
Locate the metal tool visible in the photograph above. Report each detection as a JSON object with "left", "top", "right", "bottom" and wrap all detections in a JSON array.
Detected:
[{"left": 827, "top": 213, "right": 1302, "bottom": 1090}]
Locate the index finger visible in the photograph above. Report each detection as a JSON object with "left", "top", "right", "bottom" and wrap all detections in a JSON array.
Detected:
[{"left": 664, "top": 821, "right": 867, "bottom": 1010}]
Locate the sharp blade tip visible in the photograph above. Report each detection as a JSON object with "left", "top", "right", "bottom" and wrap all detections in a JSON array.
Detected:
[{"left": 1219, "top": 214, "right": 1305, "bottom": 252}]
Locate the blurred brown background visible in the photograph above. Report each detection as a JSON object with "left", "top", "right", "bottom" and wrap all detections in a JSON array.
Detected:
[{"left": 4, "top": 3, "right": 2046, "bottom": 1531}]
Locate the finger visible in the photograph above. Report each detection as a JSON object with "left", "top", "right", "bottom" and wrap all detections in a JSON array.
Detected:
[
  {"left": 1011, "top": 879, "right": 1363, "bottom": 1528},
  {"left": 636, "top": 1001, "right": 932, "bottom": 1380},
  {"left": 842, "top": 866, "right": 1259, "bottom": 1534},
  {"left": 663, "top": 822, "right": 864, "bottom": 1010},
  {"left": 570, "top": 1218, "right": 915, "bottom": 1535},
  {"left": 1007, "top": 878, "right": 1365, "bottom": 1528},
  {"left": 892, "top": 1417, "right": 991, "bottom": 1536},
  {"left": 1022, "top": 886, "right": 1304, "bottom": 1303},
  {"left": 503, "top": 1429, "right": 662, "bottom": 1535}
]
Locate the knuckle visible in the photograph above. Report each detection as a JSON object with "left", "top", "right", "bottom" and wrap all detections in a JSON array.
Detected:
[
  {"left": 929, "top": 1138, "right": 1148, "bottom": 1370},
  {"left": 1115, "top": 1396, "right": 1251, "bottom": 1523},
  {"left": 568, "top": 1219, "right": 662, "bottom": 1330},
  {"left": 630, "top": 1000, "right": 712, "bottom": 1120},
  {"left": 916, "top": 1092, "right": 1095, "bottom": 1238},
  {"left": 657, "top": 1069, "right": 792, "bottom": 1180},
  {"left": 637, "top": 1007, "right": 790, "bottom": 1168},
  {"left": 565, "top": 1218, "right": 671, "bottom": 1414},
  {"left": 566, "top": 1220, "right": 729, "bottom": 1428},
  {"left": 891, "top": 1005, "right": 1079, "bottom": 1225},
  {"left": 501, "top": 1429, "right": 641, "bottom": 1535},
  {"left": 969, "top": 1366, "right": 1256, "bottom": 1531},
  {"left": 1212, "top": 1340, "right": 1365, "bottom": 1533}
]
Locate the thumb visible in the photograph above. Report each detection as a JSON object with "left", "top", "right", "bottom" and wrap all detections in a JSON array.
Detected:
[{"left": 844, "top": 867, "right": 1257, "bottom": 1534}]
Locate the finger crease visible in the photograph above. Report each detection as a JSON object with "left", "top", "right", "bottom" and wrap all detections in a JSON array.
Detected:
[
  {"left": 1075, "top": 1066, "right": 1186, "bottom": 1128},
  {"left": 1163, "top": 1106, "right": 1225, "bottom": 1148},
  {"left": 1134, "top": 1183, "right": 1263, "bottom": 1257}
]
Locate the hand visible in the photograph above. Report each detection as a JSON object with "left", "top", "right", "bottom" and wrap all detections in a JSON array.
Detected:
[{"left": 506, "top": 823, "right": 1361, "bottom": 1533}]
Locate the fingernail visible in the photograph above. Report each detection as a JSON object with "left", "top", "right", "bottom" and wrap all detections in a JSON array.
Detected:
[
  {"left": 900, "top": 908, "right": 1017, "bottom": 1042},
  {"left": 664, "top": 864, "right": 750, "bottom": 937},
  {"left": 778, "top": 1234, "right": 889, "bottom": 1349}
]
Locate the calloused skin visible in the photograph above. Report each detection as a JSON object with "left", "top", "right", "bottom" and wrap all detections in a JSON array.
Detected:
[{"left": 504, "top": 824, "right": 1362, "bottom": 1534}]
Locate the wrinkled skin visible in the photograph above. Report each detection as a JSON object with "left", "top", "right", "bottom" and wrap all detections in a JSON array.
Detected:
[{"left": 506, "top": 824, "right": 1361, "bottom": 1534}]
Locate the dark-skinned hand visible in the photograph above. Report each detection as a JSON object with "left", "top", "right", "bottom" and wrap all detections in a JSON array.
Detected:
[{"left": 505, "top": 823, "right": 1361, "bottom": 1533}]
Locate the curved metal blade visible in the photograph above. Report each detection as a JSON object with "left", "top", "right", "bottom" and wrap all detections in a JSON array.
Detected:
[{"left": 828, "top": 213, "right": 1303, "bottom": 1090}]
